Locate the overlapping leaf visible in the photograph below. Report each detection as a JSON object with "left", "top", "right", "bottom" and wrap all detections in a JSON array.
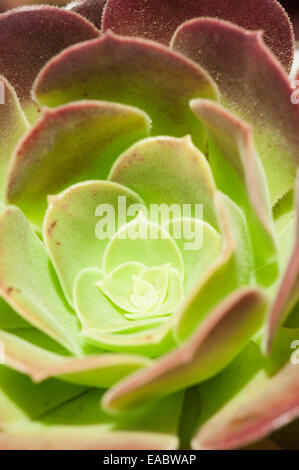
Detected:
[
  {"left": 0, "top": 368, "right": 182, "bottom": 450},
  {"left": 0, "top": 6, "right": 99, "bottom": 122},
  {"left": 0, "top": 206, "right": 82, "bottom": 355},
  {"left": 68, "top": 0, "right": 106, "bottom": 28},
  {"left": 6, "top": 101, "right": 150, "bottom": 228},
  {"left": 191, "top": 99, "right": 277, "bottom": 286},
  {"left": 102, "top": 0, "right": 294, "bottom": 71},
  {"left": 172, "top": 18, "right": 299, "bottom": 205},
  {"left": 33, "top": 32, "right": 218, "bottom": 151},
  {"left": 0, "top": 76, "right": 29, "bottom": 202},
  {"left": 103, "top": 288, "right": 267, "bottom": 412},
  {"left": 192, "top": 328, "right": 299, "bottom": 449}
]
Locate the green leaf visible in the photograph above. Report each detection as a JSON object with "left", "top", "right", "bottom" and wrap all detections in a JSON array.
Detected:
[
  {"left": 0, "top": 297, "right": 29, "bottom": 331},
  {"left": 0, "top": 76, "right": 29, "bottom": 202},
  {"left": 0, "top": 206, "right": 82, "bottom": 355},
  {"left": 0, "top": 386, "right": 183, "bottom": 449},
  {"left": 97, "top": 262, "right": 184, "bottom": 319},
  {"left": 265, "top": 170, "right": 299, "bottom": 352},
  {"left": 74, "top": 267, "right": 175, "bottom": 357},
  {"left": 164, "top": 217, "right": 222, "bottom": 294},
  {"left": 0, "top": 365, "right": 86, "bottom": 428},
  {"left": 74, "top": 267, "right": 164, "bottom": 333},
  {"left": 103, "top": 288, "right": 267, "bottom": 412},
  {"left": 0, "top": 329, "right": 152, "bottom": 389},
  {"left": 43, "top": 181, "right": 144, "bottom": 305},
  {"left": 172, "top": 18, "right": 299, "bottom": 205},
  {"left": 125, "top": 267, "right": 184, "bottom": 319},
  {"left": 96, "top": 262, "right": 146, "bottom": 313},
  {"left": 191, "top": 99, "right": 278, "bottom": 286},
  {"left": 109, "top": 136, "right": 218, "bottom": 228},
  {"left": 175, "top": 192, "right": 253, "bottom": 342},
  {"left": 7, "top": 101, "right": 150, "bottom": 228},
  {"left": 33, "top": 32, "right": 218, "bottom": 151},
  {"left": 192, "top": 328, "right": 299, "bottom": 449},
  {"left": 103, "top": 212, "right": 184, "bottom": 277}
]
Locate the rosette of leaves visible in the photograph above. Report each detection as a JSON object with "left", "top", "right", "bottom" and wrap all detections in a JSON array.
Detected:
[{"left": 0, "top": 0, "right": 299, "bottom": 450}]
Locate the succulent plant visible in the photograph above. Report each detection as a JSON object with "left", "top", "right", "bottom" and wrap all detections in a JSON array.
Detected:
[{"left": 0, "top": 0, "right": 299, "bottom": 450}]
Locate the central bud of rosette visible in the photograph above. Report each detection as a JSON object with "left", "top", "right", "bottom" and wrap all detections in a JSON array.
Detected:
[
  {"left": 96, "top": 262, "right": 183, "bottom": 320},
  {"left": 130, "top": 274, "right": 160, "bottom": 312},
  {"left": 94, "top": 211, "right": 185, "bottom": 321}
]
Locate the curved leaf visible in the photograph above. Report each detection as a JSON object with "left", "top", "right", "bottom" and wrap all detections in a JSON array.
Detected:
[
  {"left": 192, "top": 329, "right": 299, "bottom": 450},
  {"left": 74, "top": 267, "right": 164, "bottom": 333},
  {"left": 163, "top": 218, "right": 222, "bottom": 294},
  {"left": 103, "top": 288, "right": 267, "bottom": 412},
  {"left": 68, "top": 0, "right": 106, "bottom": 28},
  {"left": 33, "top": 32, "right": 218, "bottom": 151},
  {"left": 0, "top": 206, "right": 82, "bottom": 355},
  {"left": 191, "top": 99, "right": 277, "bottom": 286},
  {"left": 0, "top": 6, "right": 99, "bottom": 122},
  {"left": 6, "top": 101, "right": 150, "bottom": 228},
  {"left": 103, "top": 212, "right": 184, "bottom": 276},
  {"left": 0, "top": 365, "right": 86, "bottom": 428},
  {"left": 0, "top": 386, "right": 182, "bottom": 450},
  {"left": 172, "top": 18, "right": 299, "bottom": 205},
  {"left": 265, "top": 169, "right": 299, "bottom": 352},
  {"left": 0, "top": 297, "right": 29, "bottom": 331},
  {"left": 102, "top": 0, "right": 294, "bottom": 71},
  {"left": 0, "top": 75, "right": 29, "bottom": 202},
  {"left": 175, "top": 192, "right": 253, "bottom": 342},
  {"left": 0, "top": 329, "right": 151, "bottom": 388},
  {"left": 109, "top": 136, "right": 218, "bottom": 228},
  {"left": 43, "top": 181, "right": 144, "bottom": 305}
]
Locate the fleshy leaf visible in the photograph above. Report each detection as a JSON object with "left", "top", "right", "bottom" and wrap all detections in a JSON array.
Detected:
[
  {"left": 265, "top": 170, "right": 299, "bottom": 352},
  {"left": 96, "top": 262, "right": 146, "bottom": 313},
  {"left": 0, "top": 75, "right": 29, "bottom": 202},
  {"left": 96, "top": 263, "right": 182, "bottom": 318},
  {"left": 74, "top": 267, "right": 164, "bottom": 333},
  {"left": 172, "top": 18, "right": 299, "bottom": 205},
  {"left": 0, "top": 1, "right": 69, "bottom": 9},
  {"left": 102, "top": 0, "right": 294, "bottom": 71},
  {"left": 163, "top": 218, "right": 222, "bottom": 294},
  {"left": 109, "top": 136, "right": 218, "bottom": 228},
  {"left": 0, "top": 297, "right": 29, "bottom": 331},
  {"left": 0, "top": 365, "right": 86, "bottom": 428},
  {"left": 124, "top": 268, "right": 184, "bottom": 319},
  {"left": 0, "top": 329, "right": 151, "bottom": 388},
  {"left": 103, "top": 288, "right": 267, "bottom": 412},
  {"left": 0, "top": 385, "right": 182, "bottom": 450},
  {"left": 6, "top": 101, "right": 150, "bottom": 228},
  {"left": 82, "top": 319, "right": 176, "bottom": 357},
  {"left": 43, "top": 181, "right": 144, "bottom": 305},
  {"left": 33, "top": 32, "right": 218, "bottom": 151},
  {"left": 192, "top": 329, "right": 299, "bottom": 450},
  {"left": 273, "top": 190, "right": 294, "bottom": 236},
  {"left": 68, "top": 0, "right": 106, "bottom": 28},
  {"left": 135, "top": 266, "right": 169, "bottom": 308},
  {"left": 0, "top": 6, "right": 99, "bottom": 122},
  {"left": 0, "top": 206, "right": 82, "bottom": 355},
  {"left": 74, "top": 268, "right": 177, "bottom": 358},
  {"left": 103, "top": 212, "right": 184, "bottom": 276},
  {"left": 175, "top": 191, "right": 253, "bottom": 342},
  {"left": 79, "top": 212, "right": 184, "bottom": 356},
  {"left": 191, "top": 99, "right": 277, "bottom": 286}
]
